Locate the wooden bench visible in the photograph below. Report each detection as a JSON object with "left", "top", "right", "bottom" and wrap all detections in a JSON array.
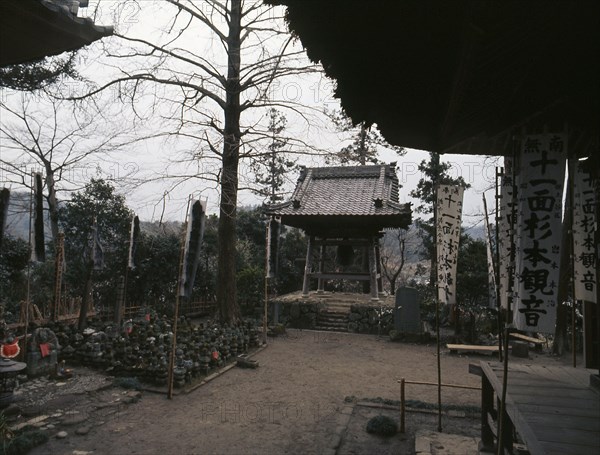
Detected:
[
  {"left": 509, "top": 332, "right": 545, "bottom": 351},
  {"left": 447, "top": 344, "right": 499, "bottom": 355}
]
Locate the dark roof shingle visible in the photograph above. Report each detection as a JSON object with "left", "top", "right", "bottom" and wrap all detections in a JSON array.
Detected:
[{"left": 266, "top": 163, "right": 411, "bottom": 233}]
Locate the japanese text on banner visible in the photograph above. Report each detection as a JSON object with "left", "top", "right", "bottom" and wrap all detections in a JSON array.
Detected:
[
  {"left": 436, "top": 184, "right": 464, "bottom": 305},
  {"left": 513, "top": 133, "right": 566, "bottom": 333},
  {"left": 573, "top": 161, "right": 597, "bottom": 303},
  {"left": 498, "top": 158, "right": 515, "bottom": 310}
]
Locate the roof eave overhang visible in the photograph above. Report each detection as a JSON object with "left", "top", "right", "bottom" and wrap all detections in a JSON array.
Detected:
[{"left": 0, "top": 0, "right": 114, "bottom": 66}]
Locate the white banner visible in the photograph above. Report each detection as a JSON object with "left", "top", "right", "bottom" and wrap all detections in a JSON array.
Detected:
[
  {"left": 483, "top": 199, "right": 497, "bottom": 309},
  {"left": 498, "top": 158, "right": 515, "bottom": 310},
  {"left": 572, "top": 161, "right": 597, "bottom": 303},
  {"left": 436, "top": 184, "right": 464, "bottom": 305},
  {"left": 513, "top": 133, "right": 566, "bottom": 333}
]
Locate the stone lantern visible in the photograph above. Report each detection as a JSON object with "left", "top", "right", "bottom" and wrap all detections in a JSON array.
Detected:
[{"left": 0, "top": 357, "right": 26, "bottom": 408}]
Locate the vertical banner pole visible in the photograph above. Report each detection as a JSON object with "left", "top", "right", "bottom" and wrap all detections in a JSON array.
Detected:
[
  {"left": 168, "top": 198, "right": 191, "bottom": 399},
  {"left": 432, "top": 152, "right": 442, "bottom": 433},
  {"left": 568, "top": 161, "right": 577, "bottom": 368},
  {"left": 23, "top": 171, "right": 34, "bottom": 360},
  {"left": 400, "top": 377, "right": 406, "bottom": 433},
  {"left": 495, "top": 167, "right": 504, "bottom": 361},
  {"left": 264, "top": 223, "right": 269, "bottom": 345}
]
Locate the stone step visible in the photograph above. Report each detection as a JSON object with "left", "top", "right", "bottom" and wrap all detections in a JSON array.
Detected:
[
  {"left": 314, "top": 325, "right": 348, "bottom": 332},
  {"left": 319, "top": 310, "right": 349, "bottom": 316},
  {"left": 317, "top": 316, "right": 349, "bottom": 324},
  {"left": 324, "top": 305, "right": 351, "bottom": 311},
  {"left": 316, "top": 318, "right": 348, "bottom": 326}
]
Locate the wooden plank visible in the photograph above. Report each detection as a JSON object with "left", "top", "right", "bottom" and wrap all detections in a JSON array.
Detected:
[
  {"left": 514, "top": 403, "right": 599, "bottom": 419},
  {"left": 510, "top": 332, "right": 545, "bottom": 345},
  {"left": 520, "top": 411, "right": 600, "bottom": 432},
  {"left": 533, "top": 428, "right": 599, "bottom": 449},
  {"left": 507, "top": 393, "right": 598, "bottom": 411},
  {"left": 524, "top": 365, "right": 590, "bottom": 388},
  {"left": 447, "top": 344, "right": 499, "bottom": 354},
  {"left": 508, "top": 385, "right": 597, "bottom": 400},
  {"left": 540, "top": 440, "right": 600, "bottom": 455},
  {"left": 480, "top": 361, "right": 600, "bottom": 455}
]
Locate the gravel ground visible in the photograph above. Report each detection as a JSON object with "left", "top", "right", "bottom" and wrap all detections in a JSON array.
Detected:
[{"left": 17, "top": 329, "right": 575, "bottom": 455}]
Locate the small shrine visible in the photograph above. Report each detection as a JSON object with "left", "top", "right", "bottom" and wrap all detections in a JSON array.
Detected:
[{"left": 266, "top": 163, "right": 411, "bottom": 300}]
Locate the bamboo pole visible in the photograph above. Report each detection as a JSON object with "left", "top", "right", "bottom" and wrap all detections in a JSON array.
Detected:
[
  {"left": 483, "top": 192, "right": 500, "bottom": 358},
  {"left": 495, "top": 167, "right": 504, "bottom": 361},
  {"left": 167, "top": 198, "right": 191, "bottom": 399},
  {"left": 23, "top": 171, "right": 34, "bottom": 361},
  {"left": 568, "top": 160, "right": 577, "bottom": 368},
  {"left": 432, "top": 152, "right": 442, "bottom": 433},
  {"left": 264, "top": 223, "right": 269, "bottom": 345},
  {"left": 400, "top": 377, "right": 405, "bottom": 433},
  {"left": 398, "top": 379, "right": 481, "bottom": 390},
  {"left": 497, "top": 133, "right": 519, "bottom": 455}
]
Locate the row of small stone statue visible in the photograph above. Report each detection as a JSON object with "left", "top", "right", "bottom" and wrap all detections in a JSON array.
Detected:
[{"left": 30, "top": 313, "right": 262, "bottom": 387}]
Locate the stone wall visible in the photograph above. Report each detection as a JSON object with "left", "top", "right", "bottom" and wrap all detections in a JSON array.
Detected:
[
  {"left": 271, "top": 301, "right": 322, "bottom": 329},
  {"left": 270, "top": 299, "right": 395, "bottom": 334},
  {"left": 348, "top": 305, "right": 394, "bottom": 334}
]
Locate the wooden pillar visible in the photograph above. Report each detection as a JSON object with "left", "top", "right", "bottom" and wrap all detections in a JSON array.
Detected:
[
  {"left": 114, "top": 275, "right": 125, "bottom": 325},
  {"left": 375, "top": 239, "right": 385, "bottom": 297},
  {"left": 302, "top": 236, "right": 314, "bottom": 296},
  {"left": 317, "top": 243, "right": 326, "bottom": 293},
  {"left": 368, "top": 238, "right": 379, "bottom": 300},
  {"left": 480, "top": 374, "right": 495, "bottom": 452}
]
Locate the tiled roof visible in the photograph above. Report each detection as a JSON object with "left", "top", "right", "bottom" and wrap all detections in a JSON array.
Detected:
[{"left": 266, "top": 163, "right": 410, "bottom": 218}]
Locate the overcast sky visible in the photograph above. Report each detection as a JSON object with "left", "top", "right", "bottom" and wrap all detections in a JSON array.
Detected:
[{"left": 1, "top": 0, "right": 500, "bottom": 227}]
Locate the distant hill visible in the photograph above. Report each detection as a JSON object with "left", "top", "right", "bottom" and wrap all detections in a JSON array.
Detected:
[
  {"left": 1, "top": 191, "right": 182, "bottom": 242},
  {"left": 3, "top": 191, "right": 486, "bottom": 254},
  {"left": 2, "top": 191, "right": 46, "bottom": 241}
]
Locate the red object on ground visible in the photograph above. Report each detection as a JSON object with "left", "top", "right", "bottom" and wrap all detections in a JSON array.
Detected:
[
  {"left": 0, "top": 341, "right": 20, "bottom": 358},
  {"left": 39, "top": 342, "right": 51, "bottom": 358}
]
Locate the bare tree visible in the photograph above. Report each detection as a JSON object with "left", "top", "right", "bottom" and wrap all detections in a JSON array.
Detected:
[
  {"left": 380, "top": 228, "right": 408, "bottom": 295},
  {"left": 0, "top": 93, "right": 131, "bottom": 243},
  {"left": 74, "top": 0, "right": 322, "bottom": 322}
]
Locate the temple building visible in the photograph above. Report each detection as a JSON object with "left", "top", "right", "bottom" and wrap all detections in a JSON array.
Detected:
[{"left": 266, "top": 163, "right": 411, "bottom": 300}]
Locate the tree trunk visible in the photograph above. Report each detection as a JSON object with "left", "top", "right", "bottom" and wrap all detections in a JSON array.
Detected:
[
  {"left": 217, "top": 0, "right": 242, "bottom": 324},
  {"left": 78, "top": 262, "right": 93, "bottom": 331},
  {"left": 45, "top": 168, "right": 60, "bottom": 243}
]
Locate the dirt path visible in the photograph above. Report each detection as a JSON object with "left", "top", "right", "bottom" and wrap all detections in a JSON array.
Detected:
[{"left": 28, "top": 329, "right": 570, "bottom": 455}]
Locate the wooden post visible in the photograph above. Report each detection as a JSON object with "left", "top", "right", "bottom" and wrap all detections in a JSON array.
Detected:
[
  {"left": 568, "top": 160, "right": 578, "bottom": 368},
  {"left": 114, "top": 275, "right": 125, "bottom": 326},
  {"left": 52, "top": 232, "right": 65, "bottom": 322},
  {"left": 368, "top": 238, "right": 379, "bottom": 300},
  {"left": 480, "top": 373, "right": 495, "bottom": 452},
  {"left": 264, "top": 224, "right": 269, "bottom": 345},
  {"left": 495, "top": 167, "right": 504, "bottom": 361},
  {"left": 400, "top": 377, "right": 405, "bottom": 433},
  {"left": 78, "top": 261, "right": 93, "bottom": 331},
  {"left": 317, "top": 244, "right": 325, "bottom": 293},
  {"left": 302, "top": 236, "right": 314, "bottom": 296},
  {"left": 375, "top": 238, "right": 384, "bottom": 297}
]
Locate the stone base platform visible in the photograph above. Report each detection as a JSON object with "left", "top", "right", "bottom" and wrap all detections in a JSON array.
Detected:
[{"left": 269, "top": 291, "right": 395, "bottom": 334}]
